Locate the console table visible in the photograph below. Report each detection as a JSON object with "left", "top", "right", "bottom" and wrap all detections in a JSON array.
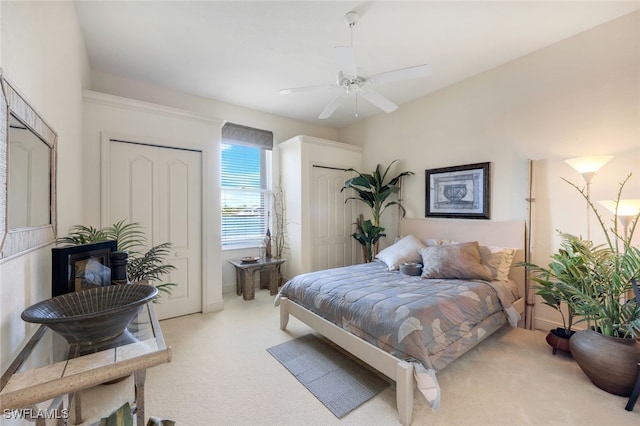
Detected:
[
  {"left": 0, "top": 302, "right": 171, "bottom": 425},
  {"left": 228, "top": 257, "right": 285, "bottom": 300}
]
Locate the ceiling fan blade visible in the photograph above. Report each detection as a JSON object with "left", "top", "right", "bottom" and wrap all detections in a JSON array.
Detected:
[
  {"left": 279, "top": 84, "right": 340, "bottom": 95},
  {"left": 360, "top": 89, "right": 397, "bottom": 113},
  {"left": 319, "top": 94, "right": 347, "bottom": 119},
  {"left": 335, "top": 46, "right": 357, "bottom": 77},
  {"left": 368, "top": 64, "right": 432, "bottom": 85}
]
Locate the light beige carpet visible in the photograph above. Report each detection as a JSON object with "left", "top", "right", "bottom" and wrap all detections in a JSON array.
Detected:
[{"left": 77, "top": 289, "right": 640, "bottom": 426}]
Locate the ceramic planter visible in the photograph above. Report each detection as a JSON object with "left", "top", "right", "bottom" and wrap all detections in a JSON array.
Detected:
[
  {"left": 545, "top": 328, "right": 574, "bottom": 355},
  {"left": 569, "top": 329, "right": 640, "bottom": 396}
]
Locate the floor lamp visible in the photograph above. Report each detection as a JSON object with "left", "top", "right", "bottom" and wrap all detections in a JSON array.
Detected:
[
  {"left": 598, "top": 198, "right": 640, "bottom": 303},
  {"left": 565, "top": 155, "right": 614, "bottom": 241},
  {"left": 598, "top": 199, "right": 640, "bottom": 241}
]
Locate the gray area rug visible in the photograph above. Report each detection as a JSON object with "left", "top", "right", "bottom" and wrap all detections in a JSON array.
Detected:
[{"left": 267, "top": 334, "right": 389, "bottom": 418}]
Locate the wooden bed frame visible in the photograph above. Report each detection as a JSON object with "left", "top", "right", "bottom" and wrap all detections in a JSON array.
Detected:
[{"left": 279, "top": 218, "right": 526, "bottom": 425}]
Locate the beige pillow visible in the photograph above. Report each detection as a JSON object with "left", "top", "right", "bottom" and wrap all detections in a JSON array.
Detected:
[
  {"left": 376, "top": 234, "right": 425, "bottom": 270},
  {"left": 479, "top": 245, "right": 517, "bottom": 281},
  {"left": 420, "top": 241, "right": 493, "bottom": 280}
]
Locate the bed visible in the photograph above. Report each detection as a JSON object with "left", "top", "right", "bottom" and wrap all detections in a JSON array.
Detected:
[{"left": 276, "top": 218, "right": 526, "bottom": 425}]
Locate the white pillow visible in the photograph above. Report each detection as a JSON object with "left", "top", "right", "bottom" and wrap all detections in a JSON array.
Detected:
[
  {"left": 376, "top": 235, "right": 425, "bottom": 270},
  {"left": 479, "top": 245, "right": 517, "bottom": 281}
]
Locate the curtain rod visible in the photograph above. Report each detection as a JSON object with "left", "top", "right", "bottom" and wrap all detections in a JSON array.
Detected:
[{"left": 312, "top": 165, "right": 349, "bottom": 171}]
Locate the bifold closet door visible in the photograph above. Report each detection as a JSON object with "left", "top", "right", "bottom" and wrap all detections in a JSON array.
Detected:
[{"left": 106, "top": 139, "right": 202, "bottom": 319}]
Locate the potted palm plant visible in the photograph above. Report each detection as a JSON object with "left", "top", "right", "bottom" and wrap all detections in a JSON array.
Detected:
[
  {"left": 58, "top": 220, "right": 176, "bottom": 298},
  {"left": 342, "top": 160, "right": 413, "bottom": 260},
  {"left": 351, "top": 214, "right": 386, "bottom": 263},
  {"left": 524, "top": 173, "right": 640, "bottom": 396},
  {"left": 520, "top": 233, "right": 587, "bottom": 354}
]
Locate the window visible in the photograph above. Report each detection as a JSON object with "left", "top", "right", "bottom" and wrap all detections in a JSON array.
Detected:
[{"left": 220, "top": 123, "right": 273, "bottom": 248}]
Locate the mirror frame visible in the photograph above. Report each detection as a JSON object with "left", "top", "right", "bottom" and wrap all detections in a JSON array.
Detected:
[{"left": 0, "top": 72, "right": 57, "bottom": 261}]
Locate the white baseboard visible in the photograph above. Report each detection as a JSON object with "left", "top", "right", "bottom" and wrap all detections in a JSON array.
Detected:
[
  {"left": 202, "top": 300, "right": 224, "bottom": 313},
  {"left": 533, "top": 318, "right": 560, "bottom": 332},
  {"left": 534, "top": 317, "right": 586, "bottom": 332}
]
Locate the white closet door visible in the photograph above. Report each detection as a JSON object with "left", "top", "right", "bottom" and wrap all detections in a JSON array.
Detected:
[
  {"left": 106, "top": 140, "right": 202, "bottom": 319},
  {"left": 311, "top": 166, "right": 355, "bottom": 271}
]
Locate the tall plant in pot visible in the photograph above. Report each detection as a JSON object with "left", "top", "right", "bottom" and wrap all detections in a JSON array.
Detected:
[
  {"left": 520, "top": 234, "right": 587, "bottom": 354},
  {"left": 525, "top": 173, "right": 640, "bottom": 396},
  {"left": 351, "top": 214, "right": 386, "bottom": 263},
  {"left": 342, "top": 160, "right": 413, "bottom": 262},
  {"left": 58, "top": 220, "right": 176, "bottom": 298}
]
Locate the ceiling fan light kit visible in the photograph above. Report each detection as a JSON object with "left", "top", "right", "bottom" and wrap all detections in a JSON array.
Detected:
[
  {"left": 279, "top": 11, "right": 432, "bottom": 120},
  {"left": 344, "top": 10, "right": 359, "bottom": 28}
]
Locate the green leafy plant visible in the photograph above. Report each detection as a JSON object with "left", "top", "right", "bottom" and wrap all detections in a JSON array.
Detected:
[
  {"left": 520, "top": 233, "right": 590, "bottom": 335},
  {"left": 351, "top": 214, "right": 386, "bottom": 263},
  {"left": 58, "top": 220, "right": 176, "bottom": 298},
  {"left": 342, "top": 160, "right": 413, "bottom": 258},
  {"left": 342, "top": 160, "right": 414, "bottom": 227},
  {"left": 522, "top": 173, "right": 640, "bottom": 338}
]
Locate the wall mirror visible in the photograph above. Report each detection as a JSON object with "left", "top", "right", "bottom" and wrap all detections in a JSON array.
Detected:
[{"left": 0, "top": 72, "right": 57, "bottom": 261}]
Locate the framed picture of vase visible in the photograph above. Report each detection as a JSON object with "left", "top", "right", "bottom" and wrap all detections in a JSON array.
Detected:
[{"left": 425, "top": 162, "right": 490, "bottom": 219}]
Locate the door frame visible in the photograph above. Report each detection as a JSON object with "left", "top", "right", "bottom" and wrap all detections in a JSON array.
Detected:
[{"left": 100, "top": 129, "right": 220, "bottom": 314}]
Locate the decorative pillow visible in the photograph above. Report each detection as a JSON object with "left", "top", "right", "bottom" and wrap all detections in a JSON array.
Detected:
[
  {"left": 376, "top": 235, "right": 425, "bottom": 270},
  {"left": 479, "top": 245, "right": 517, "bottom": 281},
  {"left": 419, "top": 241, "right": 493, "bottom": 281}
]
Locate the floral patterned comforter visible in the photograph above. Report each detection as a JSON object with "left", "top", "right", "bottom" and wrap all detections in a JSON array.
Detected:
[{"left": 275, "top": 261, "right": 520, "bottom": 408}]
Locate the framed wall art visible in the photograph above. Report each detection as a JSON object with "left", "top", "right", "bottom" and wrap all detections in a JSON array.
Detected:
[
  {"left": 51, "top": 240, "right": 117, "bottom": 297},
  {"left": 425, "top": 162, "right": 490, "bottom": 219}
]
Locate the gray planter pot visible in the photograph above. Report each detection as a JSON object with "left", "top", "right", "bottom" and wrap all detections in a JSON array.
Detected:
[{"left": 570, "top": 329, "right": 640, "bottom": 396}]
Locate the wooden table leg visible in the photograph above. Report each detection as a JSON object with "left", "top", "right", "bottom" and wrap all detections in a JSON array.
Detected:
[
  {"left": 269, "top": 266, "right": 278, "bottom": 295},
  {"left": 235, "top": 268, "right": 243, "bottom": 296},
  {"left": 260, "top": 269, "right": 270, "bottom": 290},
  {"left": 242, "top": 269, "right": 255, "bottom": 300}
]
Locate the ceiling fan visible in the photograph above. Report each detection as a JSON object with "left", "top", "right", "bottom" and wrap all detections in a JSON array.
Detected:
[{"left": 279, "top": 11, "right": 432, "bottom": 120}]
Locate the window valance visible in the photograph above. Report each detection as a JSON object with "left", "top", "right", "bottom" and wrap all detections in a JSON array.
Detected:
[{"left": 221, "top": 122, "right": 273, "bottom": 150}]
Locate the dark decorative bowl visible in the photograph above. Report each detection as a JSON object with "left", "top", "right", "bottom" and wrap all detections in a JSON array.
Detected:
[
  {"left": 21, "top": 284, "right": 158, "bottom": 351},
  {"left": 400, "top": 262, "right": 422, "bottom": 276}
]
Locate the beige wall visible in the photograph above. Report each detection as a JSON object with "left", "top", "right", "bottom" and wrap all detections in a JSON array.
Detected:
[
  {"left": 83, "top": 91, "right": 226, "bottom": 314},
  {"left": 338, "top": 11, "right": 640, "bottom": 331},
  {"left": 0, "top": 1, "right": 90, "bottom": 371},
  {"left": 89, "top": 70, "right": 339, "bottom": 146},
  {"left": 86, "top": 72, "right": 340, "bottom": 294},
  {"left": 1, "top": 3, "right": 638, "bottom": 376},
  {"left": 0, "top": 1, "right": 337, "bottom": 372}
]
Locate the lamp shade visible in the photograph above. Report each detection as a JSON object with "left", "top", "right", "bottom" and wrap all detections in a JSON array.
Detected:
[
  {"left": 598, "top": 199, "right": 640, "bottom": 217},
  {"left": 565, "top": 155, "right": 614, "bottom": 174}
]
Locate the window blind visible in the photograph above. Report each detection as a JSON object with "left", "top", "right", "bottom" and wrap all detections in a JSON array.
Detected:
[{"left": 221, "top": 122, "right": 272, "bottom": 247}]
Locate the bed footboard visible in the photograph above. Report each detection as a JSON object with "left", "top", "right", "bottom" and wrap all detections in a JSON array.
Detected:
[{"left": 278, "top": 297, "right": 415, "bottom": 426}]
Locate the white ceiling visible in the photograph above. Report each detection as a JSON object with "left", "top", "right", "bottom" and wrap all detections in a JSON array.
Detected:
[{"left": 74, "top": 1, "right": 640, "bottom": 129}]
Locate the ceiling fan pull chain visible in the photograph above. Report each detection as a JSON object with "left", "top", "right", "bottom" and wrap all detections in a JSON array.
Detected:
[
  {"left": 350, "top": 21, "right": 355, "bottom": 48},
  {"left": 355, "top": 94, "right": 359, "bottom": 118}
]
